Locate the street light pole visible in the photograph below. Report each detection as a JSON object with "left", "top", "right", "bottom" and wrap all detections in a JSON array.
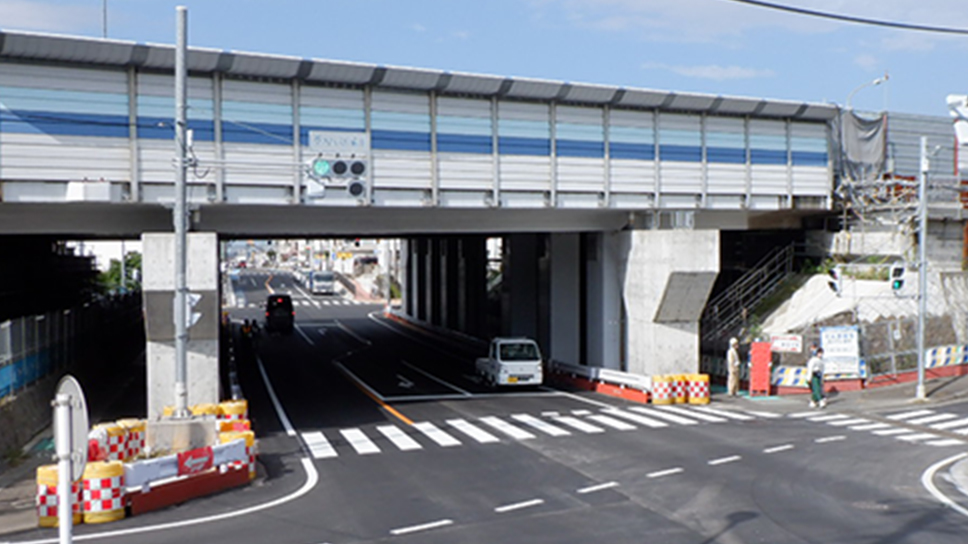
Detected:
[
  {"left": 173, "top": 6, "right": 190, "bottom": 418},
  {"left": 916, "top": 136, "right": 929, "bottom": 400},
  {"left": 846, "top": 75, "right": 888, "bottom": 110}
]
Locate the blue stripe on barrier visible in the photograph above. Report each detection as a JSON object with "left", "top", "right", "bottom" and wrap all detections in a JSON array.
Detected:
[
  {"left": 751, "top": 149, "right": 787, "bottom": 165},
  {"left": 556, "top": 139, "right": 604, "bottom": 158},
  {"left": 437, "top": 133, "right": 492, "bottom": 154},
  {"left": 371, "top": 129, "right": 432, "bottom": 152},
  {"left": 1, "top": 110, "right": 129, "bottom": 138},
  {"left": 138, "top": 117, "right": 216, "bottom": 141},
  {"left": 660, "top": 144, "right": 702, "bottom": 162},
  {"left": 609, "top": 142, "right": 655, "bottom": 160},
  {"left": 0, "top": 364, "right": 12, "bottom": 400},
  {"left": 792, "top": 151, "right": 828, "bottom": 166},
  {"left": 499, "top": 136, "right": 551, "bottom": 156},
  {"left": 707, "top": 147, "right": 746, "bottom": 164}
]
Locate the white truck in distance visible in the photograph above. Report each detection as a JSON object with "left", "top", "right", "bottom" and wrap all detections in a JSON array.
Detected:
[{"left": 475, "top": 338, "right": 544, "bottom": 387}]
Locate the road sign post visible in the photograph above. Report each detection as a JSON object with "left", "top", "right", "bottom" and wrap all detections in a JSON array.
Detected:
[{"left": 53, "top": 375, "right": 89, "bottom": 544}]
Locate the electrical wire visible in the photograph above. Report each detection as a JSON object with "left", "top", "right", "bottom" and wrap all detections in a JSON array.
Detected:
[{"left": 722, "top": 0, "right": 968, "bottom": 35}]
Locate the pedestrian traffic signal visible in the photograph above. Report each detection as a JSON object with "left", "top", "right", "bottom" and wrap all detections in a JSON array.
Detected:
[
  {"left": 827, "top": 266, "right": 842, "bottom": 296},
  {"left": 890, "top": 263, "right": 905, "bottom": 291}
]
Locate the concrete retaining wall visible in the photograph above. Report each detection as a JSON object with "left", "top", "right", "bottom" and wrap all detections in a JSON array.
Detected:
[{"left": 0, "top": 372, "right": 58, "bottom": 456}]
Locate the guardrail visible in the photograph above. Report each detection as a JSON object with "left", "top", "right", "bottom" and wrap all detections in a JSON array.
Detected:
[{"left": 548, "top": 360, "right": 652, "bottom": 391}]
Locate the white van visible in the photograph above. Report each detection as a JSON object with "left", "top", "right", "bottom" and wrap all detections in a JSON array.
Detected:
[{"left": 475, "top": 337, "right": 543, "bottom": 387}]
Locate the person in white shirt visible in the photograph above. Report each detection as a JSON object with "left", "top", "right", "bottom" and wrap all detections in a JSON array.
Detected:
[
  {"left": 727, "top": 338, "right": 741, "bottom": 396},
  {"left": 807, "top": 347, "right": 826, "bottom": 408}
]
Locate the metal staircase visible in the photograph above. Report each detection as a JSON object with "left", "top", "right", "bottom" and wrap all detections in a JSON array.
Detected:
[{"left": 701, "top": 244, "right": 796, "bottom": 343}]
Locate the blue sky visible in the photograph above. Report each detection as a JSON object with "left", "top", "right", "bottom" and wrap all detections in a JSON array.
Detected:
[{"left": 1, "top": 0, "right": 965, "bottom": 117}]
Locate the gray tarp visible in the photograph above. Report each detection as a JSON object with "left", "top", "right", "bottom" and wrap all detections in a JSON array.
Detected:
[{"left": 840, "top": 110, "right": 887, "bottom": 183}]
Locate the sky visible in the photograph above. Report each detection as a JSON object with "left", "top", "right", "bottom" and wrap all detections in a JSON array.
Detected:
[{"left": 0, "top": 0, "right": 966, "bottom": 117}]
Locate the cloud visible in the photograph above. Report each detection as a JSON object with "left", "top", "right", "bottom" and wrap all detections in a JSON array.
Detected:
[
  {"left": 0, "top": 0, "right": 97, "bottom": 33},
  {"left": 642, "top": 61, "right": 775, "bottom": 81},
  {"left": 451, "top": 30, "right": 470, "bottom": 40},
  {"left": 853, "top": 53, "right": 880, "bottom": 71},
  {"left": 411, "top": 23, "right": 426, "bottom": 33}
]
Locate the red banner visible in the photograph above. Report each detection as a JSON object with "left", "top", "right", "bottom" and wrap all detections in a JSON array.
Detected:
[{"left": 177, "top": 446, "right": 213, "bottom": 476}]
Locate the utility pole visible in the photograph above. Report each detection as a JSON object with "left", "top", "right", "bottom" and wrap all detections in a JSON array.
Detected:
[
  {"left": 173, "top": 6, "right": 190, "bottom": 417},
  {"left": 916, "top": 136, "right": 928, "bottom": 400}
]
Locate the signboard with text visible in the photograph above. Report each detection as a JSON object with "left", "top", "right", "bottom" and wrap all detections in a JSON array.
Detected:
[
  {"left": 770, "top": 334, "right": 803, "bottom": 353},
  {"left": 820, "top": 325, "right": 861, "bottom": 376},
  {"left": 307, "top": 130, "right": 370, "bottom": 155}
]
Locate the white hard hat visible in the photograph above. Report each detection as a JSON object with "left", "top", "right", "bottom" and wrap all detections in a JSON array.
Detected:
[{"left": 729, "top": 337, "right": 739, "bottom": 346}]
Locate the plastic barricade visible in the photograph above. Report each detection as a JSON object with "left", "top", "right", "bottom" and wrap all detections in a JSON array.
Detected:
[
  {"left": 651, "top": 375, "right": 673, "bottom": 405},
  {"left": 190, "top": 403, "right": 219, "bottom": 417},
  {"left": 81, "top": 461, "right": 125, "bottom": 524},
  {"left": 672, "top": 374, "right": 687, "bottom": 404},
  {"left": 218, "top": 399, "right": 248, "bottom": 421},
  {"left": 220, "top": 430, "right": 256, "bottom": 481},
  {"left": 219, "top": 419, "right": 251, "bottom": 433},
  {"left": 36, "top": 465, "right": 82, "bottom": 527},
  {"left": 687, "top": 374, "right": 710, "bottom": 405},
  {"left": 93, "top": 423, "right": 126, "bottom": 462},
  {"left": 116, "top": 419, "right": 145, "bottom": 461}
]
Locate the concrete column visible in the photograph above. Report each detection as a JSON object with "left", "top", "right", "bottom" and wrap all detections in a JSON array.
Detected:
[
  {"left": 402, "top": 239, "right": 413, "bottom": 318},
  {"left": 549, "top": 233, "right": 581, "bottom": 366},
  {"left": 584, "top": 232, "right": 625, "bottom": 369},
  {"left": 458, "top": 236, "right": 486, "bottom": 338},
  {"left": 624, "top": 229, "right": 720, "bottom": 376},
  {"left": 142, "top": 232, "right": 220, "bottom": 419},
  {"left": 444, "top": 238, "right": 460, "bottom": 329},
  {"left": 505, "top": 234, "right": 539, "bottom": 339},
  {"left": 415, "top": 238, "right": 428, "bottom": 321},
  {"left": 429, "top": 239, "right": 443, "bottom": 326}
]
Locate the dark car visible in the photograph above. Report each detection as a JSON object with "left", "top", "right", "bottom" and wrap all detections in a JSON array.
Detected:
[{"left": 265, "top": 294, "right": 294, "bottom": 333}]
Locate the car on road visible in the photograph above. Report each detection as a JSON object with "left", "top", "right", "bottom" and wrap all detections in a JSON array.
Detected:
[
  {"left": 310, "top": 270, "right": 336, "bottom": 295},
  {"left": 476, "top": 337, "right": 544, "bottom": 387},
  {"left": 265, "top": 294, "right": 294, "bottom": 333}
]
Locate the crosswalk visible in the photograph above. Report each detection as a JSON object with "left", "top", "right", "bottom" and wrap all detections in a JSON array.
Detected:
[
  {"left": 299, "top": 405, "right": 773, "bottom": 460},
  {"left": 790, "top": 408, "right": 968, "bottom": 447},
  {"left": 241, "top": 298, "right": 368, "bottom": 309}
]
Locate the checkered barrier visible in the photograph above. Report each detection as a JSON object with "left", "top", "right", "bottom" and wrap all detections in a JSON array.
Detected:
[
  {"left": 116, "top": 419, "right": 145, "bottom": 461},
  {"left": 35, "top": 465, "right": 82, "bottom": 527},
  {"left": 687, "top": 374, "right": 710, "bottom": 404},
  {"left": 220, "top": 430, "right": 256, "bottom": 481},
  {"left": 92, "top": 423, "right": 126, "bottom": 462},
  {"left": 651, "top": 375, "right": 673, "bottom": 405},
  {"left": 926, "top": 344, "right": 968, "bottom": 369},
  {"left": 81, "top": 461, "right": 125, "bottom": 524},
  {"left": 218, "top": 399, "right": 248, "bottom": 421}
]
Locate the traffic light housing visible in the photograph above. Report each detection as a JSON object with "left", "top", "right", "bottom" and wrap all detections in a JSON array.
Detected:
[
  {"left": 827, "top": 266, "right": 842, "bottom": 296},
  {"left": 890, "top": 263, "right": 905, "bottom": 291},
  {"left": 307, "top": 155, "right": 366, "bottom": 181}
]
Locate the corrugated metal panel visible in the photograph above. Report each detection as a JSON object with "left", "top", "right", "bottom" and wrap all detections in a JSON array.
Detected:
[
  {"left": 438, "top": 155, "right": 495, "bottom": 190},
  {"left": 0, "top": 32, "right": 134, "bottom": 65},
  {"left": 305, "top": 60, "right": 375, "bottom": 85},
  {"left": 609, "top": 159, "right": 656, "bottom": 194},
  {"left": 440, "top": 72, "right": 505, "bottom": 95},
  {"left": 228, "top": 52, "right": 302, "bottom": 78},
  {"left": 713, "top": 97, "right": 762, "bottom": 116},
  {"left": 300, "top": 87, "right": 365, "bottom": 131},
  {"left": 792, "top": 167, "right": 829, "bottom": 196},
  {"left": 137, "top": 142, "right": 176, "bottom": 184},
  {"left": 372, "top": 153, "right": 433, "bottom": 190},
  {"left": 372, "top": 90, "right": 430, "bottom": 115},
  {"left": 504, "top": 79, "right": 561, "bottom": 100},
  {"left": 139, "top": 45, "right": 223, "bottom": 73},
  {"left": 616, "top": 89, "right": 670, "bottom": 108},
  {"left": 561, "top": 84, "right": 618, "bottom": 104},
  {"left": 137, "top": 73, "right": 213, "bottom": 99},
  {"left": 438, "top": 96, "right": 490, "bottom": 118},
  {"left": 557, "top": 157, "right": 604, "bottom": 192},
  {"left": 750, "top": 119, "right": 788, "bottom": 194},
  {"left": 749, "top": 195, "right": 782, "bottom": 210},
  {"left": 666, "top": 95, "right": 717, "bottom": 111},
  {"left": 750, "top": 165, "right": 788, "bottom": 195},
  {"left": 557, "top": 105, "right": 602, "bottom": 127},
  {"left": 222, "top": 79, "right": 291, "bottom": 105},
  {"left": 499, "top": 156, "right": 551, "bottom": 191},
  {"left": 222, "top": 144, "right": 297, "bottom": 185},
  {"left": 0, "top": 62, "right": 126, "bottom": 93},
  {"left": 380, "top": 67, "right": 444, "bottom": 90},
  {"left": 706, "top": 164, "right": 746, "bottom": 195},
  {"left": 499, "top": 101, "right": 550, "bottom": 123},
  {"left": 658, "top": 113, "right": 701, "bottom": 194},
  {"left": 886, "top": 112, "right": 958, "bottom": 178},
  {"left": 1, "top": 133, "right": 129, "bottom": 181}
]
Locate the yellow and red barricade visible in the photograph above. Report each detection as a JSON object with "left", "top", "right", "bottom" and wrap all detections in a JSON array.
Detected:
[
  {"left": 36, "top": 465, "right": 82, "bottom": 527},
  {"left": 81, "top": 461, "right": 125, "bottom": 524}
]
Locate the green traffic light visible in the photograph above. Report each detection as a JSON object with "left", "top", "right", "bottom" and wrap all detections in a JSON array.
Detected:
[
  {"left": 892, "top": 279, "right": 903, "bottom": 290},
  {"left": 312, "top": 158, "right": 331, "bottom": 177}
]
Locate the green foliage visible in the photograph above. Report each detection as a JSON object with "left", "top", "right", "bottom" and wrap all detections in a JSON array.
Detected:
[{"left": 98, "top": 251, "right": 142, "bottom": 294}]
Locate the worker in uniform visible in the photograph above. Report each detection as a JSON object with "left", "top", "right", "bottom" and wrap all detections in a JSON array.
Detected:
[{"left": 727, "top": 337, "right": 741, "bottom": 396}]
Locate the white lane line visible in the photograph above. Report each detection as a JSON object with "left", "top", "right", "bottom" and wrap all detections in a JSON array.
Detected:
[
  {"left": 301, "top": 431, "right": 338, "bottom": 459},
  {"left": 377, "top": 425, "right": 423, "bottom": 451},
  {"left": 827, "top": 418, "right": 870, "bottom": 427},
  {"left": 708, "top": 455, "right": 742, "bottom": 466},
  {"left": 335, "top": 319, "right": 372, "bottom": 346},
  {"left": 494, "top": 498, "right": 545, "bottom": 513},
  {"left": 340, "top": 429, "right": 381, "bottom": 455},
  {"left": 873, "top": 428, "right": 915, "bottom": 436},
  {"left": 896, "top": 433, "right": 939, "bottom": 442},
  {"left": 629, "top": 406, "right": 699, "bottom": 425},
  {"left": 577, "top": 482, "right": 620, "bottom": 494},
  {"left": 953, "top": 427, "right": 968, "bottom": 435},
  {"left": 446, "top": 419, "right": 500, "bottom": 444},
  {"left": 764, "top": 444, "right": 795, "bottom": 454},
  {"left": 400, "top": 359, "right": 473, "bottom": 397},
  {"left": 390, "top": 519, "right": 454, "bottom": 536},
  {"left": 788, "top": 411, "right": 822, "bottom": 418},
  {"left": 552, "top": 416, "right": 605, "bottom": 434},
  {"left": 512, "top": 414, "right": 571, "bottom": 437},
  {"left": 927, "top": 438, "right": 965, "bottom": 447},
  {"left": 807, "top": 414, "right": 850, "bottom": 422},
  {"left": 333, "top": 362, "right": 387, "bottom": 402},
  {"left": 294, "top": 324, "right": 315, "bottom": 346},
  {"left": 849, "top": 422, "right": 891, "bottom": 431},
  {"left": 647, "top": 467, "right": 684, "bottom": 479},
  {"left": 886, "top": 409, "right": 934, "bottom": 420},
  {"left": 413, "top": 422, "right": 462, "bottom": 447},
  {"left": 480, "top": 416, "right": 536, "bottom": 440},
  {"left": 655, "top": 405, "right": 725, "bottom": 423},
  {"left": 745, "top": 410, "right": 782, "bottom": 418},
  {"left": 603, "top": 408, "right": 668, "bottom": 428},
  {"left": 688, "top": 405, "right": 755, "bottom": 421},
  {"left": 815, "top": 435, "right": 847, "bottom": 443},
  {"left": 256, "top": 355, "right": 296, "bottom": 437},
  {"left": 572, "top": 409, "right": 592, "bottom": 416},
  {"left": 930, "top": 417, "right": 968, "bottom": 430},
  {"left": 906, "top": 413, "right": 959, "bottom": 425},
  {"left": 921, "top": 453, "right": 968, "bottom": 519},
  {"left": 587, "top": 414, "right": 637, "bottom": 431},
  {"left": 542, "top": 411, "right": 560, "bottom": 417}
]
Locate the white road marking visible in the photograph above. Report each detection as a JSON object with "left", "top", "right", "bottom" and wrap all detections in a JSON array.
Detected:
[
  {"left": 764, "top": 444, "right": 795, "bottom": 454},
  {"left": 886, "top": 409, "right": 934, "bottom": 420},
  {"left": 301, "top": 431, "right": 338, "bottom": 459},
  {"left": 602, "top": 408, "right": 668, "bottom": 428},
  {"left": 552, "top": 416, "right": 605, "bottom": 434},
  {"left": 294, "top": 324, "right": 315, "bottom": 346},
  {"left": 377, "top": 425, "right": 422, "bottom": 451},
  {"left": 542, "top": 411, "right": 560, "bottom": 417},
  {"left": 335, "top": 319, "right": 371, "bottom": 346},
  {"left": 896, "top": 433, "right": 939, "bottom": 442},
  {"left": 689, "top": 405, "right": 755, "bottom": 421},
  {"left": 572, "top": 409, "right": 592, "bottom": 416},
  {"left": 826, "top": 418, "right": 870, "bottom": 427},
  {"left": 906, "top": 413, "right": 959, "bottom": 425},
  {"left": 927, "top": 438, "right": 965, "bottom": 447},
  {"left": 401, "top": 359, "right": 472, "bottom": 396},
  {"left": 577, "top": 481, "right": 619, "bottom": 494},
  {"left": 954, "top": 427, "right": 968, "bottom": 435},
  {"left": 872, "top": 428, "right": 913, "bottom": 436},
  {"left": 413, "top": 422, "right": 462, "bottom": 447},
  {"left": 256, "top": 356, "right": 296, "bottom": 437},
  {"left": 587, "top": 414, "right": 637, "bottom": 431},
  {"left": 807, "top": 414, "right": 850, "bottom": 422},
  {"left": 708, "top": 455, "right": 741, "bottom": 466},
  {"left": 788, "top": 411, "right": 822, "bottom": 418},
  {"left": 745, "top": 410, "right": 782, "bottom": 418},
  {"left": 341, "top": 428, "right": 381, "bottom": 455},
  {"left": 390, "top": 519, "right": 454, "bottom": 536},
  {"left": 815, "top": 435, "right": 847, "bottom": 443},
  {"left": 446, "top": 419, "right": 500, "bottom": 444},
  {"left": 480, "top": 416, "right": 535, "bottom": 440},
  {"left": 921, "top": 453, "right": 968, "bottom": 519},
  {"left": 512, "top": 414, "right": 571, "bottom": 436},
  {"left": 494, "top": 498, "right": 545, "bottom": 513},
  {"left": 849, "top": 422, "right": 891, "bottom": 431},
  {"left": 647, "top": 467, "right": 684, "bottom": 478},
  {"left": 930, "top": 417, "right": 968, "bottom": 430},
  {"left": 629, "top": 406, "right": 699, "bottom": 425},
  {"left": 655, "top": 405, "right": 725, "bottom": 423}
]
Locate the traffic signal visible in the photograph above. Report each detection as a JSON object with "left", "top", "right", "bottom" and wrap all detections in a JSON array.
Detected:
[
  {"left": 827, "top": 266, "right": 842, "bottom": 296},
  {"left": 307, "top": 156, "right": 367, "bottom": 181},
  {"left": 890, "top": 263, "right": 905, "bottom": 291}
]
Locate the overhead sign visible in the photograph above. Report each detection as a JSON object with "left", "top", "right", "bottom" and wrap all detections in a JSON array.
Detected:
[
  {"left": 770, "top": 334, "right": 802, "bottom": 353},
  {"left": 308, "top": 130, "right": 370, "bottom": 154},
  {"left": 820, "top": 325, "right": 861, "bottom": 375}
]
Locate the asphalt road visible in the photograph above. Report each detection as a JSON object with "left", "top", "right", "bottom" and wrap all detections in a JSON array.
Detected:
[{"left": 7, "top": 270, "right": 968, "bottom": 544}]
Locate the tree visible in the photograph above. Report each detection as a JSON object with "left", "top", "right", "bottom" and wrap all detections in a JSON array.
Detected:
[{"left": 98, "top": 251, "right": 142, "bottom": 294}]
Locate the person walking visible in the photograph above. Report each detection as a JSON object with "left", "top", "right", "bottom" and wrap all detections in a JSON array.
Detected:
[
  {"left": 727, "top": 337, "right": 741, "bottom": 396},
  {"left": 807, "top": 347, "right": 826, "bottom": 408}
]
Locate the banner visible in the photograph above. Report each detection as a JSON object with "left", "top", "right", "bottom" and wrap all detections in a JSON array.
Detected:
[{"left": 820, "top": 326, "right": 861, "bottom": 376}]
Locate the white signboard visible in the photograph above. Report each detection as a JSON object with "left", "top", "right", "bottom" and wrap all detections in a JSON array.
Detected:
[
  {"left": 308, "top": 130, "right": 370, "bottom": 154},
  {"left": 770, "top": 334, "right": 802, "bottom": 353},
  {"left": 820, "top": 326, "right": 861, "bottom": 375}
]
